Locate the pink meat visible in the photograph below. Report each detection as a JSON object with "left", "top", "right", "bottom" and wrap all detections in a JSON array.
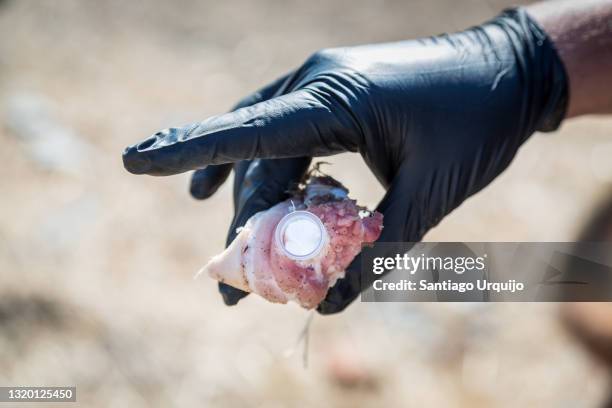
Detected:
[
  {"left": 201, "top": 174, "right": 383, "bottom": 309},
  {"left": 245, "top": 202, "right": 291, "bottom": 304}
]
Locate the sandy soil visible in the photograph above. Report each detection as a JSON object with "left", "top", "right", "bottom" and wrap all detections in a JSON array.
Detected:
[{"left": 1, "top": 0, "right": 612, "bottom": 407}]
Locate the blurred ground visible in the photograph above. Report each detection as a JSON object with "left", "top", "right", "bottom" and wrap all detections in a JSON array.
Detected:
[{"left": 1, "top": 0, "right": 612, "bottom": 407}]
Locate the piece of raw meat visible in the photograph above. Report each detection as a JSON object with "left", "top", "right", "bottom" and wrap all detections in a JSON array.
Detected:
[{"left": 200, "top": 172, "right": 383, "bottom": 309}]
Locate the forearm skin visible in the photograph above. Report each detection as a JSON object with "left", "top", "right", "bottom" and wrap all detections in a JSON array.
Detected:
[{"left": 527, "top": 0, "right": 612, "bottom": 117}]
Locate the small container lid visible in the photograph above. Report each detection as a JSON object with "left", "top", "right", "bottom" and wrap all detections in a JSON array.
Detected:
[{"left": 274, "top": 210, "right": 328, "bottom": 261}]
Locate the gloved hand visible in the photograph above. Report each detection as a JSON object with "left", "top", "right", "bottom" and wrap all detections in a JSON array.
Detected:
[{"left": 123, "top": 8, "right": 568, "bottom": 314}]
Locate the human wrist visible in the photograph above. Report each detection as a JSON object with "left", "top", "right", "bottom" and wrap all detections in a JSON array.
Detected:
[{"left": 527, "top": 0, "right": 612, "bottom": 117}]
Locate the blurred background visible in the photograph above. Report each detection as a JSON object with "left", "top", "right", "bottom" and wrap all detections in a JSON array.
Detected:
[{"left": 1, "top": 0, "right": 612, "bottom": 407}]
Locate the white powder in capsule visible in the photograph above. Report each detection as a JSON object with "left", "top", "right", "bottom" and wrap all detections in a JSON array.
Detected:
[{"left": 282, "top": 218, "right": 322, "bottom": 257}]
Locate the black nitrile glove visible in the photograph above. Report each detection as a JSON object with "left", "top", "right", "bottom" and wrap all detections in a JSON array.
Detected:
[{"left": 123, "top": 8, "right": 568, "bottom": 314}]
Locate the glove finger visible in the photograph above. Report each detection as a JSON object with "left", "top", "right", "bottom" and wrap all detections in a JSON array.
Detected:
[
  {"left": 190, "top": 164, "right": 233, "bottom": 199},
  {"left": 220, "top": 157, "right": 311, "bottom": 306},
  {"left": 222, "top": 69, "right": 297, "bottom": 206},
  {"left": 217, "top": 160, "right": 253, "bottom": 305},
  {"left": 122, "top": 88, "right": 359, "bottom": 176},
  {"left": 231, "top": 160, "right": 253, "bottom": 210},
  {"left": 188, "top": 72, "right": 294, "bottom": 200},
  {"left": 218, "top": 282, "right": 250, "bottom": 306},
  {"left": 318, "top": 165, "right": 427, "bottom": 314}
]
